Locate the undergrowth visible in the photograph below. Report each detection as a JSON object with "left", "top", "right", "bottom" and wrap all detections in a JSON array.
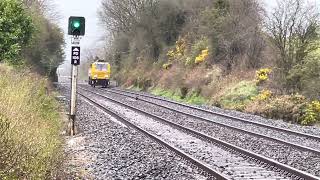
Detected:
[
  {"left": 122, "top": 63, "right": 319, "bottom": 126},
  {"left": 151, "top": 88, "right": 207, "bottom": 105},
  {"left": 0, "top": 64, "right": 63, "bottom": 179},
  {"left": 214, "top": 81, "right": 259, "bottom": 111}
]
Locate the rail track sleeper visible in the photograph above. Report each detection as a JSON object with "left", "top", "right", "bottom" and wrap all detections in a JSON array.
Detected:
[{"left": 80, "top": 88, "right": 319, "bottom": 180}]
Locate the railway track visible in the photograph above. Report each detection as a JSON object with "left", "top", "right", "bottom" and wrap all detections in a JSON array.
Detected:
[
  {"left": 108, "top": 88, "right": 320, "bottom": 141},
  {"left": 97, "top": 87, "right": 320, "bottom": 154},
  {"left": 78, "top": 91, "right": 227, "bottom": 180},
  {"left": 78, "top": 87, "right": 319, "bottom": 180}
]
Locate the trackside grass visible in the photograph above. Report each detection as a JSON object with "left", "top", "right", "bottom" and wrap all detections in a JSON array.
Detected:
[
  {"left": 0, "top": 64, "right": 63, "bottom": 179},
  {"left": 151, "top": 88, "right": 208, "bottom": 105}
]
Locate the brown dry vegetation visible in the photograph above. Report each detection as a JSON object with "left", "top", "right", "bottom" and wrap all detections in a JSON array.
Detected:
[
  {"left": 0, "top": 64, "right": 63, "bottom": 179},
  {"left": 96, "top": 0, "right": 320, "bottom": 125},
  {"left": 0, "top": 0, "right": 65, "bottom": 178}
]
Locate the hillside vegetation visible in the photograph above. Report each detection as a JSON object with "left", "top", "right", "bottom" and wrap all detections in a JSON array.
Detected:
[
  {"left": 97, "top": 0, "right": 320, "bottom": 126},
  {"left": 0, "top": 0, "right": 65, "bottom": 178},
  {"left": 0, "top": 0, "right": 64, "bottom": 79}
]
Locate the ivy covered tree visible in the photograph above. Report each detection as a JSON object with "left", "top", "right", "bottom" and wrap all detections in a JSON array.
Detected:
[{"left": 0, "top": 0, "right": 34, "bottom": 64}]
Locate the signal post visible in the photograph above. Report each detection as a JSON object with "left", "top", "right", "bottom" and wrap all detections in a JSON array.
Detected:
[{"left": 68, "top": 16, "right": 85, "bottom": 136}]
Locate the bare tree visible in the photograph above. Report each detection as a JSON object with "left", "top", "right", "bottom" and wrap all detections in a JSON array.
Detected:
[
  {"left": 229, "top": 0, "right": 266, "bottom": 69},
  {"left": 99, "top": 0, "right": 158, "bottom": 33},
  {"left": 266, "top": 0, "right": 319, "bottom": 74},
  {"left": 199, "top": 0, "right": 265, "bottom": 71},
  {"left": 23, "top": 0, "right": 61, "bottom": 21}
]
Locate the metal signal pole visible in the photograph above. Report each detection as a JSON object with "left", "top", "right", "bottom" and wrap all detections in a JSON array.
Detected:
[
  {"left": 69, "top": 64, "right": 78, "bottom": 135},
  {"left": 68, "top": 16, "right": 85, "bottom": 136},
  {"left": 69, "top": 37, "right": 81, "bottom": 136}
]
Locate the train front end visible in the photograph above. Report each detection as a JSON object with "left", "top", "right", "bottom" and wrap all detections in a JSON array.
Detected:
[{"left": 88, "top": 62, "right": 111, "bottom": 88}]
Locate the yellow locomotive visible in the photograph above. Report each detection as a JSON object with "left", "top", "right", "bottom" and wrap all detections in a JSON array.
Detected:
[{"left": 88, "top": 61, "right": 111, "bottom": 88}]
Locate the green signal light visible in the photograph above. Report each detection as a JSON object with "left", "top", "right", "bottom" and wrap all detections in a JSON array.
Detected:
[
  {"left": 68, "top": 16, "right": 85, "bottom": 36},
  {"left": 73, "top": 21, "right": 80, "bottom": 28}
]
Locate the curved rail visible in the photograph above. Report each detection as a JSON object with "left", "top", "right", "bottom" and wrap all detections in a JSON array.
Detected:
[
  {"left": 78, "top": 92, "right": 229, "bottom": 180},
  {"left": 79, "top": 87, "right": 320, "bottom": 180}
]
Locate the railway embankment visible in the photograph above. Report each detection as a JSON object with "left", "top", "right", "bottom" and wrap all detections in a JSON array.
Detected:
[{"left": 0, "top": 64, "right": 64, "bottom": 179}]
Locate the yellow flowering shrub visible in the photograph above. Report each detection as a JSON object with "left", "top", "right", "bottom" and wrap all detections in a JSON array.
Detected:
[
  {"left": 176, "top": 37, "right": 186, "bottom": 56},
  {"left": 252, "top": 89, "right": 272, "bottom": 101},
  {"left": 167, "top": 50, "right": 175, "bottom": 59},
  {"left": 167, "top": 37, "right": 187, "bottom": 60},
  {"left": 163, "top": 63, "right": 172, "bottom": 70},
  {"left": 301, "top": 101, "right": 320, "bottom": 125},
  {"left": 256, "top": 68, "right": 272, "bottom": 84},
  {"left": 195, "top": 47, "right": 209, "bottom": 64}
]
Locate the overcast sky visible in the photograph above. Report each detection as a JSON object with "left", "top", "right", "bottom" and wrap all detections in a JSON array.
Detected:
[
  {"left": 54, "top": 0, "right": 318, "bottom": 75},
  {"left": 54, "top": 0, "right": 105, "bottom": 75}
]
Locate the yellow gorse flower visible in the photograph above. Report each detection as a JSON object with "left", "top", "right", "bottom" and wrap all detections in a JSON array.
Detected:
[
  {"left": 256, "top": 68, "right": 272, "bottom": 84},
  {"left": 195, "top": 47, "right": 209, "bottom": 64},
  {"left": 252, "top": 89, "right": 272, "bottom": 101},
  {"left": 163, "top": 63, "right": 172, "bottom": 70},
  {"left": 167, "top": 37, "right": 187, "bottom": 60}
]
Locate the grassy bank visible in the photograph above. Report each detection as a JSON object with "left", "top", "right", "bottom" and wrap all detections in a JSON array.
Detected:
[
  {"left": 151, "top": 88, "right": 207, "bottom": 105},
  {"left": 0, "top": 64, "right": 63, "bottom": 179}
]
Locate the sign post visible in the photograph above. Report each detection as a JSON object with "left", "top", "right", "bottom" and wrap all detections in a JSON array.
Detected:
[
  {"left": 69, "top": 46, "right": 80, "bottom": 136},
  {"left": 68, "top": 16, "right": 85, "bottom": 136}
]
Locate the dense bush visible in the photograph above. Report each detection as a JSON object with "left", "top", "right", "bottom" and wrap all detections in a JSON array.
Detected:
[
  {"left": 246, "top": 94, "right": 320, "bottom": 125},
  {"left": 301, "top": 101, "right": 320, "bottom": 125},
  {"left": 0, "top": 0, "right": 64, "bottom": 79},
  {"left": 23, "top": 16, "right": 65, "bottom": 79},
  {"left": 0, "top": 64, "right": 63, "bottom": 179},
  {"left": 286, "top": 54, "right": 320, "bottom": 99},
  {"left": 22, "top": 0, "right": 65, "bottom": 79},
  {"left": 246, "top": 95, "right": 305, "bottom": 123},
  {"left": 0, "top": 0, "right": 33, "bottom": 64}
]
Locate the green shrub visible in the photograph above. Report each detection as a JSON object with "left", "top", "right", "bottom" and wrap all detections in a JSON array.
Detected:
[
  {"left": 246, "top": 94, "right": 313, "bottom": 125},
  {"left": 0, "top": 64, "right": 63, "bottom": 179},
  {"left": 301, "top": 101, "right": 320, "bottom": 125},
  {"left": 287, "top": 54, "right": 320, "bottom": 99},
  {"left": 0, "top": 0, "right": 33, "bottom": 64}
]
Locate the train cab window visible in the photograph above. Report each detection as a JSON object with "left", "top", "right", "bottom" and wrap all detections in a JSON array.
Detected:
[{"left": 96, "top": 64, "right": 107, "bottom": 71}]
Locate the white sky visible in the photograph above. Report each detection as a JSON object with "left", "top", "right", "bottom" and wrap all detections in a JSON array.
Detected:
[
  {"left": 54, "top": 0, "right": 105, "bottom": 75},
  {"left": 54, "top": 0, "right": 319, "bottom": 76}
]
